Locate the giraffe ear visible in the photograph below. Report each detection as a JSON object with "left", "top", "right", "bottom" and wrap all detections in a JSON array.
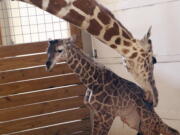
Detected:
[
  {"left": 145, "top": 26, "right": 152, "bottom": 39},
  {"left": 142, "top": 26, "right": 152, "bottom": 43},
  {"left": 146, "top": 26, "right": 152, "bottom": 39}
]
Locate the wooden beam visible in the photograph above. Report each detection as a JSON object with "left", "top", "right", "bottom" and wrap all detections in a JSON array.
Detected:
[
  {"left": 0, "top": 85, "right": 85, "bottom": 109},
  {"left": 0, "top": 63, "right": 72, "bottom": 84},
  {"left": 12, "top": 119, "right": 90, "bottom": 135},
  {"left": 0, "top": 41, "right": 48, "bottom": 58},
  {"left": 0, "top": 96, "right": 84, "bottom": 121},
  {"left": 0, "top": 54, "right": 46, "bottom": 71},
  {"left": 70, "top": 24, "right": 83, "bottom": 49},
  {"left": 0, "top": 54, "right": 66, "bottom": 71},
  {"left": 0, "top": 107, "right": 89, "bottom": 134},
  {"left": 0, "top": 74, "right": 80, "bottom": 96}
]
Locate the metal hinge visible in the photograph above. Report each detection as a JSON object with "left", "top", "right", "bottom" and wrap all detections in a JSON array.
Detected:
[{"left": 93, "top": 49, "right": 98, "bottom": 58}]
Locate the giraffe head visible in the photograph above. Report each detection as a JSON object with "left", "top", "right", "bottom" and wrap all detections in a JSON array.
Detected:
[
  {"left": 124, "top": 27, "right": 158, "bottom": 106},
  {"left": 46, "top": 37, "right": 73, "bottom": 71}
]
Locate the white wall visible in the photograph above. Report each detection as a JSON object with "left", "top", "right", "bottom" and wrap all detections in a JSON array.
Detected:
[{"left": 92, "top": 0, "right": 180, "bottom": 134}]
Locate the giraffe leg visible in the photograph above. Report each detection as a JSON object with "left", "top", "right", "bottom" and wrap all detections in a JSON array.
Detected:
[
  {"left": 141, "top": 130, "right": 160, "bottom": 135},
  {"left": 91, "top": 112, "right": 114, "bottom": 135},
  {"left": 89, "top": 110, "right": 95, "bottom": 135},
  {"left": 139, "top": 121, "right": 160, "bottom": 135},
  {"left": 138, "top": 131, "right": 159, "bottom": 135}
]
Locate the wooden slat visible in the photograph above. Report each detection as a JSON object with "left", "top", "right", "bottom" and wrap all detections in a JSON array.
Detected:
[
  {"left": 0, "top": 41, "right": 48, "bottom": 58},
  {"left": 0, "top": 74, "right": 80, "bottom": 96},
  {"left": 0, "top": 85, "right": 85, "bottom": 109},
  {"left": 12, "top": 119, "right": 90, "bottom": 135},
  {"left": 0, "top": 54, "right": 65, "bottom": 71},
  {"left": 0, "top": 107, "right": 90, "bottom": 134},
  {"left": 0, "top": 54, "right": 46, "bottom": 71},
  {"left": 0, "top": 96, "right": 84, "bottom": 121},
  {"left": 0, "top": 63, "right": 72, "bottom": 84}
]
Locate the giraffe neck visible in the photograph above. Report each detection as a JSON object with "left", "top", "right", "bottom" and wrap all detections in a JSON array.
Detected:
[
  {"left": 17, "top": 0, "right": 134, "bottom": 57},
  {"left": 65, "top": 44, "right": 103, "bottom": 88}
]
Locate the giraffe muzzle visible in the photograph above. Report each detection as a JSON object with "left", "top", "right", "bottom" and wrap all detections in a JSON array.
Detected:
[{"left": 46, "top": 61, "right": 52, "bottom": 71}]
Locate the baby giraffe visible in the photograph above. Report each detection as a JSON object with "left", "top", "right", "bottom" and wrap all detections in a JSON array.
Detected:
[{"left": 46, "top": 38, "right": 179, "bottom": 135}]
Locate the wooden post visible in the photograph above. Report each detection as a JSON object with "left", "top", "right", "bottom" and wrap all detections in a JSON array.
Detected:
[{"left": 69, "top": 24, "right": 83, "bottom": 49}]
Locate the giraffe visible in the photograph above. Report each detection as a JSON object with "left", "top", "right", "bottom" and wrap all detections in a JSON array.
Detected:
[
  {"left": 14, "top": 0, "right": 158, "bottom": 107},
  {"left": 45, "top": 37, "right": 179, "bottom": 135}
]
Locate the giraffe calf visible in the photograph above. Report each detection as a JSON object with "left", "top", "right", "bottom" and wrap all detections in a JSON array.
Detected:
[{"left": 46, "top": 38, "right": 179, "bottom": 135}]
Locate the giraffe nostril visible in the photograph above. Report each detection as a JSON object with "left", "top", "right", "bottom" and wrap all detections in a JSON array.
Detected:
[{"left": 46, "top": 61, "right": 52, "bottom": 70}]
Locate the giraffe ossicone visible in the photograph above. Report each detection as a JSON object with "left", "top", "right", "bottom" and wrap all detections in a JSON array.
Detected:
[
  {"left": 45, "top": 37, "right": 179, "bottom": 135},
  {"left": 15, "top": 0, "right": 158, "bottom": 107}
]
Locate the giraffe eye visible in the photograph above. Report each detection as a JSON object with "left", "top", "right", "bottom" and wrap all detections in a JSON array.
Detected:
[
  {"left": 57, "top": 50, "right": 63, "bottom": 53},
  {"left": 152, "top": 56, "right": 157, "bottom": 64},
  {"left": 148, "top": 39, "right": 152, "bottom": 44}
]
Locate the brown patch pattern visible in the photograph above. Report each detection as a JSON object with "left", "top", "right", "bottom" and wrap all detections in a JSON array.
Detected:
[
  {"left": 115, "top": 38, "right": 121, "bottom": 45},
  {"left": 123, "top": 41, "right": 131, "bottom": 47},
  {"left": 110, "top": 44, "right": 117, "bottom": 49},
  {"left": 129, "top": 52, "right": 138, "bottom": 59},
  {"left": 132, "top": 39, "right": 136, "bottom": 43},
  {"left": 47, "top": 0, "right": 67, "bottom": 14},
  {"left": 140, "top": 49, "right": 144, "bottom": 52},
  {"left": 31, "top": 0, "right": 42, "bottom": 8},
  {"left": 98, "top": 11, "right": 111, "bottom": 25},
  {"left": 87, "top": 19, "right": 102, "bottom": 35},
  {"left": 104, "top": 22, "right": 119, "bottom": 41},
  {"left": 70, "top": 60, "right": 78, "bottom": 69},
  {"left": 122, "top": 30, "right": 131, "bottom": 40},
  {"left": 104, "top": 96, "right": 113, "bottom": 105},
  {"left": 98, "top": 3, "right": 115, "bottom": 19},
  {"left": 122, "top": 49, "right": 129, "bottom": 54},
  {"left": 141, "top": 53, "right": 146, "bottom": 57},
  {"left": 63, "top": 10, "right": 85, "bottom": 26},
  {"left": 73, "top": 0, "right": 96, "bottom": 15}
]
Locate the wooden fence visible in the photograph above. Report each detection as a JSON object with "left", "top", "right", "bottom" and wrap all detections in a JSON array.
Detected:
[{"left": 0, "top": 41, "right": 90, "bottom": 135}]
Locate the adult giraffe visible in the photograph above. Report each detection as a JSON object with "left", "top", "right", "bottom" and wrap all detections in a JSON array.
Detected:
[{"left": 13, "top": 0, "right": 158, "bottom": 106}]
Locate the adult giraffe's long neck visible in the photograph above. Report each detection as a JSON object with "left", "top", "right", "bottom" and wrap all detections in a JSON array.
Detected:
[
  {"left": 65, "top": 44, "right": 104, "bottom": 89},
  {"left": 15, "top": 0, "right": 134, "bottom": 56},
  {"left": 15, "top": 0, "right": 159, "bottom": 107}
]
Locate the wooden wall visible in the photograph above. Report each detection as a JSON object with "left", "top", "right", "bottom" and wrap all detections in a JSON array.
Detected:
[{"left": 0, "top": 41, "right": 90, "bottom": 135}]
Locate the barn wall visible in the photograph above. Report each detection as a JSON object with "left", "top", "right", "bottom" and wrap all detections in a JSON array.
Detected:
[
  {"left": 0, "top": 41, "right": 90, "bottom": 135},
  {"left": 92, "top": 0, "right": 180, "bottom": 134}
]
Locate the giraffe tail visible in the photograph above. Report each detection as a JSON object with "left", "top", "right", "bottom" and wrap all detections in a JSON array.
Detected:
[
  {"left": 152, "top": 85, "right": 158, "bottom": 107},
  {"left": 151, "top": 79, "right": 159, "bottom": 107}
]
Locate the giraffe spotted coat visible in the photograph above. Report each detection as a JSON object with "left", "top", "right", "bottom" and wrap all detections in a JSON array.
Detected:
[
  {"left": 16, "top": 0, "right": 158, "bottom": 107},
  {"left": 46, "top": 38, "right": 179, "bottom": 135}
]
